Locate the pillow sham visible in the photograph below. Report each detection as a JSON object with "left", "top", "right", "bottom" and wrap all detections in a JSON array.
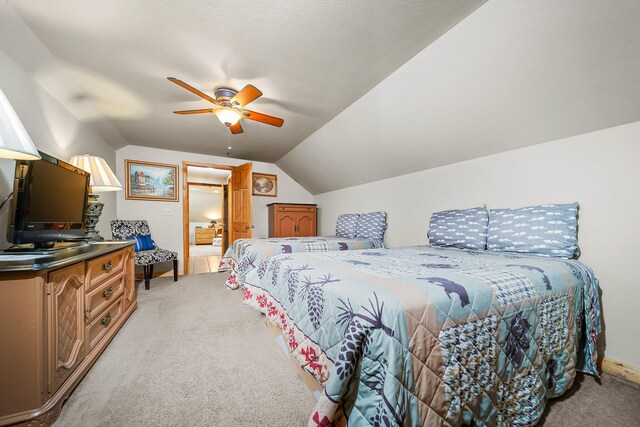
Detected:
[
  {"left": 355, "top": 211, "right": 387, "bottom": 240},
  {"left": 427, "top": 207, "right": 489, "bottom": 250},
  {"left": 336, "top": 213, "right": 360, "bottom": 238},
  {"left": 127, "top": 234, "right": 155, "bottom": 252},
  {"left": 487, "top": 202, "right": 580, "bottom": 258}
]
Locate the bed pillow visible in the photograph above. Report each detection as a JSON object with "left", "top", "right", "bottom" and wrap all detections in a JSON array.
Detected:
[
  {"left": 487, "top": 202, "right": 580, "bottom": 258},
  {"left": 427, "top": 207, "right": 489, "bottom": 250},
  {"left": 127, "top": 234, "right": 154, "bottom": 252},
  {"left": 355, "top": 211, "right": 387, "bottom": 240},
  {"left": 336, "top": 213, "right": 359, "bottom": 238}
]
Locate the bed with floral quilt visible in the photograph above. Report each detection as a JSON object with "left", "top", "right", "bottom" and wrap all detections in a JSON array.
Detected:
[
  {"left": 219, "top": 236, "right": 385, "bottom": 290},
  {"left": 241, "top": 245, "right": 601, "bottom": 426}
]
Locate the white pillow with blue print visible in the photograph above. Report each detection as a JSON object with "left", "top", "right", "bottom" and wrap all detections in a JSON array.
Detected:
[
  {"left": 427, "top": 207, "right": 489, "bottom": 250},
  {"left": 355, "top": 211, "right": 387, "bottom": 241},
  {"left": 336, "top": 213, "right": 359, "bottom": 238},
  {"left": 487, "top": 202, "right": 580, "bottom": 258}
]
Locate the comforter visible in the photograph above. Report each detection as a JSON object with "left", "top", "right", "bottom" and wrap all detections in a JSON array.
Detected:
[
  {"left": 242, "top": 246, "right": 601, "bottom": 426},
  {"left": 219, "top": 236, "right": 384, "bottom": 289}
]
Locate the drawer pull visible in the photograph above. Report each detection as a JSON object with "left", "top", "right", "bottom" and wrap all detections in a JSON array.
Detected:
[
  {"left": 103, "top": 287, "right": 114, "bottom": 300},
  {"left": 101, "top": 313, "right": 112, "bottom": 327},
  {"left": 103, "top": 261, "right": 113, "bottom": 271}
]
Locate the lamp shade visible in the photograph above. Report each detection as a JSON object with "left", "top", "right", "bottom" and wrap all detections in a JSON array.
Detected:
[
  {"left": 0, "top": 89, "right": 40, "bottom": 160},
  {"left": 69, "top": 154, "right": 123, "bottom": 192},
  {"left": 214, "top": 107, "right": 242, "bottom": 126}
]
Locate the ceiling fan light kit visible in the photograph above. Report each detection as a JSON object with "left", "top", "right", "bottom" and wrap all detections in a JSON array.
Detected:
[{"left": 167, "top": 77, "right": 284, "bottom": 135}]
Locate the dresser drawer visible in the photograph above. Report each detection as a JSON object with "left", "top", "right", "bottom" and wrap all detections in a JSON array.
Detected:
[
  {"left": 85, "top": 250, "right": 125, "bottom": 292},
  {"left": 85, "top": 273, "right": 125, "bottom": 322},
  {"left": 276, "top": 205, "right": 316, "bottom": 213},
  {"left": 85, "top": 296, "right": 124, "bottom": 352}
]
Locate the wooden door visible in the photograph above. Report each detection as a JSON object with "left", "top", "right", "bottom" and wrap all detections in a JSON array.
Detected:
[
  {"left": 222, "top": 184, "right": 229, "bottom": 253},
  {"left": 296, "top": 212, "right": 316, "bottom": 237},
  {"left": 230, "top": 162, "right": 253, "bottom": 244},
  {"left": 48, "top": 263, "right": 85, "bottom": 395}
]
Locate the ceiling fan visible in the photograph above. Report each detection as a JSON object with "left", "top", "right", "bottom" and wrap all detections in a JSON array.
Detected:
[{"left": 167, "top": 77, "right": 284, "bottom": 135}]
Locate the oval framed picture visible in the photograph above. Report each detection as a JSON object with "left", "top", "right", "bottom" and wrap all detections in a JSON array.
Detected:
[{"left": 252, "top": 172, "right": 277, "bottom": 197}]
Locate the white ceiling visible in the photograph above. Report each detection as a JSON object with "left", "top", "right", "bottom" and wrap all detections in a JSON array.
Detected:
[
  {"left": 278, "top": 0, "right": 640, "bottom": 194},
  {"left": 7, "top": 0, "right": 486, "bottom": 162},
  {"left": 187, "top": 166, "right": 230, "bottom": 185}
]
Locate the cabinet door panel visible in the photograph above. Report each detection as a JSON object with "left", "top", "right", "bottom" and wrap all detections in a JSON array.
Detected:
[
  {"left": 48, "top": 263, "right": 85, "bottom": 395},
  {"left": 296, "top": 212, "right": 316, "bottom": 237},
  {"left": 277, "top": 213, "right": 297, "bottom": 237},
  {"left": 123, "top": 248, "right": 136, "bottom": 310}
]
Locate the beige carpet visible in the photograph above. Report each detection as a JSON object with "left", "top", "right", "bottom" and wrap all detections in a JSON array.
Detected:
[{"left": 55, "top": 273, "right": 640, "bottom": 426}]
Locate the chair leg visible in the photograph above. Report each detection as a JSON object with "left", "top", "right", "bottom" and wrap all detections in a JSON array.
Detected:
[
  {"left": 143, "top": 265, "right": 151, "bottom": 290},
  {"left": 149, "top": 264, "right": 154, "bottom": 279},
  {"left": 173, "top": 259, "right": 178, "bottom": 282}
]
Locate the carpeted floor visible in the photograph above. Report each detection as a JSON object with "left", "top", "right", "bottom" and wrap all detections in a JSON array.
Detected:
[{"left": 55, "top": 273, "right": 640, "bottom": 427}]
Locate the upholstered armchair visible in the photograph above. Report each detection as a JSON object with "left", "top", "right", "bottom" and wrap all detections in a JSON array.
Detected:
[{"left": 110, "top": 220, "right": 178, "bottom": 290}]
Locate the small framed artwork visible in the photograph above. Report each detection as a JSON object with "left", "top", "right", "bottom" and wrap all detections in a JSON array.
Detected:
[
  {"left": 252, "top": 172, "right": 277, "bottom": 197},
  {"left": 125, "top": 160, "right": 179, "bottom": 202}
]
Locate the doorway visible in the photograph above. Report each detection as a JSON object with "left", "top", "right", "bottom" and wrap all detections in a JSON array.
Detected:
[{"left": 182, "top": 161, "right": 253, "bottom": 275}]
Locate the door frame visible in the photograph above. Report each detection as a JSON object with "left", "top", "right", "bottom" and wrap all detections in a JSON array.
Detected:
[{"left": 182, "top": 161, "right": 232, "bottom": 275}]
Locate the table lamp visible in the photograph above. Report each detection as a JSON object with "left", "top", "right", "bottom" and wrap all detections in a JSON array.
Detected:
[
  {"left": 69, "top": 154, "right": 123, "bottom": 240},
  {"left": 0, "top": 89, "right": 40, "bottom": 160}
]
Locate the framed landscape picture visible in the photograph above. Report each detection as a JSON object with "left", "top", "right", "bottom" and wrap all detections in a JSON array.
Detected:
[
  {"left": 125, "top": 160, "right": 179, "bottom": 202},
  {"left": 252, "top": 172, "right": 277, "bottom": 197}
]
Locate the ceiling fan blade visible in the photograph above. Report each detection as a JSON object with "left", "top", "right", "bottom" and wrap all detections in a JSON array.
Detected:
[
  {"left": 230, "top": 121, "right": 243, "bottom": 134},
  {"left": 230, "top": 85, "right": 262, "bottom": 107},
  {"left": 173, "top": 108, "right": 214, "bottom": 115},
  {"left": 167, "top": 77, "right": 219, "bottom": 105},
  {"left": 242, "top": 110, "right": 284, "bottom": 127}
]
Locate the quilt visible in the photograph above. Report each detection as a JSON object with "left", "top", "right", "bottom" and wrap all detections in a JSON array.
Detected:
[
  {"left": 241, "top": 246, "right": 601, "bottom": 426},
  {"left": 219, "top": 236, "right": 385, "bottom": 289}
]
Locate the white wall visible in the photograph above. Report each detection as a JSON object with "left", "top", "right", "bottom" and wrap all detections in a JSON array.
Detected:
[
  {"left": 115, "top": 145, "right": 313, "bottom": 264},
  {"left": 314, "top": 121, "right": 640, "bottom": 369},
  {"left": 0, "top": 51, "right": 117, "bottom": 249},
  {"left": 188, "top": 186, "right": 222, "bottom": 222}
]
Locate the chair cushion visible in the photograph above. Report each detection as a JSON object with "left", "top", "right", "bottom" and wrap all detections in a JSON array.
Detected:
[
  {"left": 355, "top": 211, "right": 387, "bottom": 240},
  {"left": 134, "top": 248, "right": 178, "bottom": 265},
  {"left": 335, "top": 213, "right": 359, "bottom": 238},
  {"left": 428, "top": 207, "right": 489, "bottom": 250},
  {"left": 127, "top": 234, "right": 154, "bottom": 252},
  {"left": 487, "top": 203, "right": 580, "bottom": 258}
]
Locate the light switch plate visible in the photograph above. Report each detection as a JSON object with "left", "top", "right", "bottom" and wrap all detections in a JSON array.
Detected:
[{"left": 162, "top": 208, "right": 172, "bottom": 216}]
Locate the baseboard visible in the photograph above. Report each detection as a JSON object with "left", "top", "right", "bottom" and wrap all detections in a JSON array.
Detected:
[{"left": 600, "top": 357, "right": 640, "bottom": 384}]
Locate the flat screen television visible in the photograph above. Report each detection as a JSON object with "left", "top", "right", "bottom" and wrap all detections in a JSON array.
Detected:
[{"left": 6, "top": 151, "right": 90, "bottom": 249}]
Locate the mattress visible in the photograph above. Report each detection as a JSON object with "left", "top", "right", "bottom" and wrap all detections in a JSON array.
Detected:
[
  {"left": 219, "top": 236, "right": 385, "bottom": 289},
  {"left": 241, "top": 245, "right": 601, "bottom": 426}
]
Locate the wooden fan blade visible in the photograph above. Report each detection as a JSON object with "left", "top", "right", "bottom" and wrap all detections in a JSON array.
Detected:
[
  {"left": 230, "top": 121, "right": 243, "bottom": 134},
  {"left": 167, "top": 77, "right": 219, "bottom": 105},
  {"left": 173, "top": 108, "right": 214, "bottom": 115},
  {"left": 242, "top": 110, "right": 284, "bottom": 127},
  {"left": 230, "top": 85, "right": 262, "bottom": 107}
]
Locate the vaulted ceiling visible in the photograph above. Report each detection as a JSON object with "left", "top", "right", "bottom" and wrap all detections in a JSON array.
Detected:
[
  {"left": 5, "top": 1, "right": 640, "bottom": 195},
  {"left": 7, "top": 0, "right": 485, "bottom": 162}
]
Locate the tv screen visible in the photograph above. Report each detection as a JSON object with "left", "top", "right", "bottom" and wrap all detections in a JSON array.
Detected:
[{"left": 7, "top": 151, "right": 90, "bottom": 248}]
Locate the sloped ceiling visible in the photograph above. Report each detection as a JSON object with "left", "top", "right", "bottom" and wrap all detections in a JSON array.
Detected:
[
  {"left": 7, "top": 0, "right": 486, "bottom": 162},
  {"left": 277, "top": 0, "right": 640, "bottom": 194}
]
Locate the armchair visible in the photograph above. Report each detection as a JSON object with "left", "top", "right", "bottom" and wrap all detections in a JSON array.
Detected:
[{"left": 110, "top": 220, "right": 178, "bottom": 290}]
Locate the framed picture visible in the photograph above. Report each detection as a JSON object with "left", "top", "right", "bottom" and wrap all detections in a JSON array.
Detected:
[
  {"left": 125, "top": 160, "right": 179, "bottom": 202},
  {"left": 252, "top": 172, "right": 277, "bottom": 197}
]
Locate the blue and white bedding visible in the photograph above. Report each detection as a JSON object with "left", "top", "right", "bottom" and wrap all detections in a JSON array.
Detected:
[
  {"left": 219, "top": 236, "right": 385, "bottom": 289},
  {"left": 242, "top": 245, "right": 601, "bottom": 426}
]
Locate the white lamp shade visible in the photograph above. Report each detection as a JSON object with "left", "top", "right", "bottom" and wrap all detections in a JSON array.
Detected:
[
  {"left": 214, "top": 107, "right": 242, "bottom": 126},
  {"left": 0, "top": 89, "right": 40, "bottom": 160},
  {"left": 69, "top": 154, "right": 123, "bottom": 192}
]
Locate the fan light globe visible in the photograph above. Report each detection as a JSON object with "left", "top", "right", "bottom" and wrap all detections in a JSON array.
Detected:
[{"left": 214, "top": 108, "right": 242, "bottom": 126}]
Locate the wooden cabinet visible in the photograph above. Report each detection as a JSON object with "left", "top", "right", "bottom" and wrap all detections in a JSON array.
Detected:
[
  {"left": 195, "top": 227, "right": 216, "bottom": 245},
  {"left": 0, "top": 243, "right": 136, "bottom": 427},
  {"left": 268, "top": 203, "right": 317, "bottom": 238}
]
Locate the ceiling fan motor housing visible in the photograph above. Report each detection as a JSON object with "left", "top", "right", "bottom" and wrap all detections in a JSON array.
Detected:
[{"left": 214, "top": 87, "right": 238, "bottom": 102}]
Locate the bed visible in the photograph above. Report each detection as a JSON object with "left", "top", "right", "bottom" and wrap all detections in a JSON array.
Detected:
[
  {"left": 219, "top": 236, "right": 385, "bottom": 289},
  {"left": 241, "top": 245, "right": 601, "bottom": 426}
]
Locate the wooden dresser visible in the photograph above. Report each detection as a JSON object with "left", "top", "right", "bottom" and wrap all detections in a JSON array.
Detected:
[
  {"left": 195, "top": 227, "right": 216, "bottom": 245},
  {"left": 0, "top": 242, "right": 137, "bottom": 427},
  {"left": 268, "top": 203, "right": 317, "bottom": 238}
]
